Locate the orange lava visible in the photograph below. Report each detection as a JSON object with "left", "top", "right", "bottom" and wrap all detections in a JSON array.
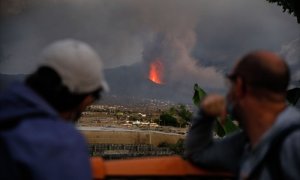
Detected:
[{"left": 149, "top": 59, "right": 164, "bottom": 84}]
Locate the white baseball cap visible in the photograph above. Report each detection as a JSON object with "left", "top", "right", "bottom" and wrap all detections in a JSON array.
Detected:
[{"left": 39, "top": 39, "right": 109, "bottom": 94}]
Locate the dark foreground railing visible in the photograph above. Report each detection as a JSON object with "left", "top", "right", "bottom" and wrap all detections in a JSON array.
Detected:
[{"left": 91, "top": 155, "right": 234, "bottom": 180}]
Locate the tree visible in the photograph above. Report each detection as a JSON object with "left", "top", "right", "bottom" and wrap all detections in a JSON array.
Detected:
[
  {"left": 266, "top": 0, "right": 300, "bottom": 23},
  {"left": 158, "top": 104, "right": 192, "bottom": 128},
  {"left": 159, "top": 113, "right": 178, "bottom": 127},
  {"left": 177, "top": 104, "right": 192, "bottom": 123}
]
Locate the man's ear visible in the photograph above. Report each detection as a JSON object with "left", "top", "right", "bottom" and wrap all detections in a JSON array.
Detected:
[
  {"left": 235, "top": 77, "right": 247, "bottom": 98},
  {"left": 78, "top": 95, "right": 94, "bottom": 111}
]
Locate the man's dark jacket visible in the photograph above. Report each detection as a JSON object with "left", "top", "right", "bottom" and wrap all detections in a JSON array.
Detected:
[{"left": 0, "top": 83, "right": 92, "bottom": 180}]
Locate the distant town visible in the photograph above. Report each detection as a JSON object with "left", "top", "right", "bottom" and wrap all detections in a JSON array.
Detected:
[
  {"left": 78, "top": 97, "right": 193, "bottom": 134},
  {"left": 77, "top": 97, "right": 193, "bottom": 159}
]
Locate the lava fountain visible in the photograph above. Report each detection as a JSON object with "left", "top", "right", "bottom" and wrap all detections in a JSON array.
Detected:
[{"left": 148, "top": 59, "right": 164, "bottom": 84}]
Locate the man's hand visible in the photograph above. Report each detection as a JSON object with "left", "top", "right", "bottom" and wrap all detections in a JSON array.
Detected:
[{"left": 201, "top": 94, "right": 226, "bottom": 123}]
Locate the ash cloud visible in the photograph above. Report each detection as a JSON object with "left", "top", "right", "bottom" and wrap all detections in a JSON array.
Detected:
[{"left": 0, "top": 0, "right": 148, "bottom": 71}]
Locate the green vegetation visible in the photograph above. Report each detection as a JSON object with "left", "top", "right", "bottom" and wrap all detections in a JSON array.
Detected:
[
  {"left": 193, "top": 84, "right": 207, "bottom": 106},
  {"left": 193, "top": 84, "right": 239, "bottom": 137},
  {"left": 214, "top": 115, "right": 240, "bottom": 137},
  {"left": 157, "top": 105, "right": 192, "bottom": 128},
  {"left": 158, "top": 139, "right": 185, "bottom": 155},
  {"left": 159, "top": 113, "right": 178, "bottom": 126},
  {"left": 192, "top": 83, "right": 300, "bottom": 137}
]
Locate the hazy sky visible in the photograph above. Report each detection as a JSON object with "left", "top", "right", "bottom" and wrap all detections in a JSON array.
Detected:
[{"left": 0, "top": 0, "right": 299, "bottom": 91}]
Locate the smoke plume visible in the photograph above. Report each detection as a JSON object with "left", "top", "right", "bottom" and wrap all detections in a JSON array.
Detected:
[{"left": 1, "top": 0, "right": 299, "bottom": 102}]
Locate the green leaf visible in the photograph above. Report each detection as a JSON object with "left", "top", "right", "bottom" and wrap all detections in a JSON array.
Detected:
[
  {"left": 214, "top": 120, "right": 226, "bottom": 137},
  {"left": 191, "top": 83, "right": 240, "bottom": 137},
  {"left": 222, "top": 115, "right": 240, "bottom": 134},
  {"left": 193, "top": 83, "right": 207, "bottom": 106}
]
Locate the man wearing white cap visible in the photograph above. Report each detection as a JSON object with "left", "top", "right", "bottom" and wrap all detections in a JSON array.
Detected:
[{"left": 0, "top": 39, "right": 108, "bottom": 179}]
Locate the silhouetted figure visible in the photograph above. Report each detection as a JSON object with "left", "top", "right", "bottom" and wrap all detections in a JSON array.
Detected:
[
  {"left": 185, "top": 51, "right": 300, "bottom": 179},
  {"left": 0, "top": 39, "right": 108, "bottom": 179}
]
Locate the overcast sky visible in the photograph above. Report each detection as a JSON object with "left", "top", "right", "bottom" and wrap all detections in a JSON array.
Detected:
[{"left": 0, "top": 0, "right": 299, "bottom": 90}]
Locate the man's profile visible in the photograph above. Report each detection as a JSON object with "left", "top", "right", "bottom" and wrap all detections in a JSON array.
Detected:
[
  {"left": 185, "top": 51, "right": 300, "bottom": 179},
  {"left": 0, "top": 39, "right": 108, "bottom": 179}
]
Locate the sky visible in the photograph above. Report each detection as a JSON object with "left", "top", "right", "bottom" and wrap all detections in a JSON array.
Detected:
[{"left": 0, "top": 0, "right": 299, "bottom": 93}]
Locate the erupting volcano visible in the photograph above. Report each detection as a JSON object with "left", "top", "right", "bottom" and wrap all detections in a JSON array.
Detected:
[{"left": 148, "top": 59, "right": 164, "bottom": 84}]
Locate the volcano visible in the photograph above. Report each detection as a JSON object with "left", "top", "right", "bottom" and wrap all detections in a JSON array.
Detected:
[{"left": 103, "top": 63, "right": 191, "bottom": 103}]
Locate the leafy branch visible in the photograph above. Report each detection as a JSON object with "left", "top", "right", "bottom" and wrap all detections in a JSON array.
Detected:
[{"left": 192, "top": 83, "right": 239, "bottom": 137}]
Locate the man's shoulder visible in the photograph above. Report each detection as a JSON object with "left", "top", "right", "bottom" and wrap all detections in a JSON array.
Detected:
[
  {"left": 281, "top": 106, "right": 300, "bottom": 119},
  {"left": 281, "top": 129, "right": 300, "bottom": 151},
  {"left": 274, "top": 114, "right": 300, "bottom": 150},
  {"left": 275, "top": 124, "right": 300, "bottom": 163},
  {"left": 278, "top": 128, "right": 300, "bottom": 178}
]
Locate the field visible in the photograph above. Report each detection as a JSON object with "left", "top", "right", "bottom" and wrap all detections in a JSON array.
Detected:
[
  {"left": 80, "top": 128, "right": 184, "bottom": 146},
  {"left": 77, "top": 102, "right": 189, "bottom": 146}
]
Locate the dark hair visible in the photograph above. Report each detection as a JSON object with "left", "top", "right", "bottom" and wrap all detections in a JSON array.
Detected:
[
  {"left": 229, "top": 53, "right": 290, "bottom": 93},
  {"left": 26, "top": 66, "right": 101, "bottom": 112}
]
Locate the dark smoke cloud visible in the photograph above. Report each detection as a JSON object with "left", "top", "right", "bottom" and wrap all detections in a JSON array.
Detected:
[
  {"left": 0, "top": 0, "right": 149, "bottom": 71},
  {"left": 192, "top": 1, "right": 300, "bottom": 73},
  {"left": 1, "top": 0, "right": 299, "bottom": 96}
]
